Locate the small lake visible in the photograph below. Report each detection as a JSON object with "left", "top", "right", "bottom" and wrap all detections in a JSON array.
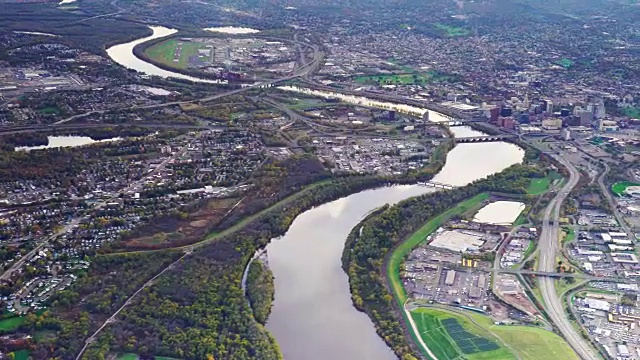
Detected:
[
  {"left": 203, "top": 26, "right": 260, "bottom": 34},
  {"left": 15, "top": 136, "right": 121, "bottom": 151},
  {"left": 473, "top": 201, "right": 525, "bottom": 225}
]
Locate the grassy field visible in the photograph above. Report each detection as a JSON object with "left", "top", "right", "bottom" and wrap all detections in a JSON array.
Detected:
[
  {"left": 527, "top": 171, "right": 562, "bottom": 195},
  {"left": 611, "top": 181, "right": 640, "bottom": 196},
  {"left": 556, "top": 58, "right": 574, "bottom": 68},
  {"left": 562, "top": 227, "right": 576, "bottom": 243},
  {"left": 411, "top": 307, "right": 578, "bottom": 360},
  {"left": 13, "top": 350, "right": 30, "bottom": 360},
  {"left": 491, "top": 323, "right": 578, "bottom": 360},
  {"left": 385, "top": 192, "right": 577, "bottom": 360},
  {"left": 37, "top": 106, "right": 61, "bottom": 115},
  {"left": 117, "top": 354, "right": 139, "bottom": 360},
  {"left": 144, "top": 39, "right": 203, "bottom": 69},
  {"left": 354, "top": 71, "right": 453, "bottom": 86},
  {"left": 388, "top": 193, "right": 490, "bottom": 302},
  {"left": 434, "top": 23, "right": 470, "bottom": 37},
  {"left": 0, "top": 315, "right": 25, "bottom": 331},
  {"left": 624, "top": 107, "right": 640, "bottom": 119},
  {"left": 411, "top": 308, "right": 514, "bottom": 360}
]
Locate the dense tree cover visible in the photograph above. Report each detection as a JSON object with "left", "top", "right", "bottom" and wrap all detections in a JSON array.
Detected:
[
  {"left": 22, "top": 251, "right": 182, "bottom": 359},
  {"left": 245, "top": 260, "right": 275, "bottom": 325},
  {"left": 79, "top": 172, "right": 441, "bottom": 359},
  {"left": 341, "top": 164, "right": 543, "bottom": 358},
  {"left": 0, "top": 127, "right": 154, "bottom": 150},
  {"left": 0, "top": 5, "right": 149, "bottom": 55},
  {"left": 14, "top": 144, "right": 457, "bottom": 358}
]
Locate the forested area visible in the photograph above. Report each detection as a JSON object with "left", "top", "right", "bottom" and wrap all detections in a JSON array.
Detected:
[
  {"left": 21, "top": 251, "right": 183, "bottom": 359},
  {"left": 0, "top": 5, "right": 149, "bottom": 55},
  {"left": 0, "top": 136, "right": 162, "bottom": 181},
  {"left": 341, "top": 164, "right": 544, "bottom": 358},
  {"left": 246, "top": 260, "right": 275, "bottom": 325},
  {"left": 80, "top": 174, "right": 404, "bottom": 359},
  {"left": 0, "top": 127, "right": 154, "bottom": 150}
]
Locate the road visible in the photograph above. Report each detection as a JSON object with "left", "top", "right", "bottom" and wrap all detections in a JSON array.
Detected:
[
  {"left": 54, "top": 34, "right": 324, "bottom": 125},
  {"left": 536, "top": 154, "right": 600, "bottom": 360},
  {"left": 74, "top": 252, "right": 188, "bottom": 360},
  {"left": 0, "top": 137, "right": 194, "bottom": 283},
  {"left": 598, "top": 162, "right": 634, "bottom": 241}
]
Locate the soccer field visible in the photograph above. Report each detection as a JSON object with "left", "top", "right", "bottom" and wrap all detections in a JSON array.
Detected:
[
  {"left": 611, "top": 181, "right": 640, "bottom": 196},
  {"left": 411, "top": 307, "right": 578, "bottom": 360}
]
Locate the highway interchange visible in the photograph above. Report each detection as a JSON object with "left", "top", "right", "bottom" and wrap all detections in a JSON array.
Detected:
[{"left": 3, "top": 26, "right": 612, "bottom": 360}]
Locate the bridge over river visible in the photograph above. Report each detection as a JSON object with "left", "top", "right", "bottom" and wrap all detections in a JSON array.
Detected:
[{"left": 455, "top": 134, "right": 518, "bottom": 143}]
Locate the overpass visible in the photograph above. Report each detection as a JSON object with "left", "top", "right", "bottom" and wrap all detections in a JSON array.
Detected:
[
  {"left": 455, "top": 134, "right": 517, "bottom": 143},
  {"left": 463, "top": 266, "right": 634, "bottom": 284}
]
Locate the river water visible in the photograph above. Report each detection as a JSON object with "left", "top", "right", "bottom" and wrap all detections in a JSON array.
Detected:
[
  {"left": 102, "top": 28, "right": 523, "bottom": 358},
  {"left": 15, "top": 136, "right": 121, "bottom": 151},
  {"left": 265, "top": 129, "right": 524, "bottom": 360},
  {"left": 105, "top": 26, "right": 224, "bottom": 84}
]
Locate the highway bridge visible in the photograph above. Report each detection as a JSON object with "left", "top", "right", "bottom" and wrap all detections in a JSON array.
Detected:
[
  {"left": 416, "top": 181, "right": 455, "bottom": 190},
  {"left": 455, "top": 134, "right": 517, "bottom": 143},
  {"left": 461, "top": 266, "right": 635, "bottom": 284}
]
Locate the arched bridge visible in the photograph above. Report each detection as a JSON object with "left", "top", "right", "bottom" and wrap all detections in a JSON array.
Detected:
[{"left": 455, "top": 134, "right": 517, "bottom": 143}]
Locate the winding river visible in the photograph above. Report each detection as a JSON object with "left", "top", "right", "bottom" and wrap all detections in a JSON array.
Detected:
[
  {"left": 265, "top": 126, "right": 525, "bottom": 360},
  {"left": 106, "top": 26, "right": 224, "bottom": 84},
  {"left": 105, "top": 29, "right": 524, "bottom": 359}
]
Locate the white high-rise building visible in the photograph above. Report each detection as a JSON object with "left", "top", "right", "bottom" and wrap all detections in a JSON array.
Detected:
[{"left": 594, "top": 99, "right": 606, "bottom": 119}]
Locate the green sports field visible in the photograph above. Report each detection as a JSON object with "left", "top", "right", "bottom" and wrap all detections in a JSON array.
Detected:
[
  {"left": 411, "top": 309, "right": 514, "bottom": 360},
  {"left": 354, "top": 71, "right": 453, "bottom": 86},
  {"left": 611, "top": 181, "right": 640, "bottom": 196},
  {"left": 387, "top": 192, "right": 578, "bottom": 360},
  {"left": 411, "top": 307, "right": 578, "bottom": 360},
  {"left": 556, "top": 58, "right": 574, "bottom": 68},
  {"left": 434, "top": 23, "right": 470, "bottom": 37}
]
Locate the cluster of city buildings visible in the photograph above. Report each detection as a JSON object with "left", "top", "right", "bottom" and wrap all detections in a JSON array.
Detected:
[
  {"left": 568, "top": 209, "right": 637, "bottom": 278},
  {"left": 313, "top": 136, "right": 433, "bottom": 175}
]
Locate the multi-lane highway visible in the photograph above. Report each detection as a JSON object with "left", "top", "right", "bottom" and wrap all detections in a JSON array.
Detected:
[
  {"left": 598, "top": 162, "right": 634, "bottom": 241},
  {"left": 536, "top": 153, "right": 600, "bottom": 360},
  {"left": 54, "top": 36, "right": 325, "bottom": 125}
]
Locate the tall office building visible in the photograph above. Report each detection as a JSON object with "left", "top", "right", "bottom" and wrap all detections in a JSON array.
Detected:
[
  {"left": 594, "top": 99, "right": 606, "bottom": 119},
  {"left": 575, "top": 108, "right": 593, "bottom": 126}
]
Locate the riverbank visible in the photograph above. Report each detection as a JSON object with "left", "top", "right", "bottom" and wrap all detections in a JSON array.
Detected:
[
  {"left": 385, "top": 191, "right": 577, "bottom": 360},
  {"left": 341, "top": 165, "right": 546, "bottom": 359},
  {"left": 246, "top": 258, "right": 275, "bottom": 324}
]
